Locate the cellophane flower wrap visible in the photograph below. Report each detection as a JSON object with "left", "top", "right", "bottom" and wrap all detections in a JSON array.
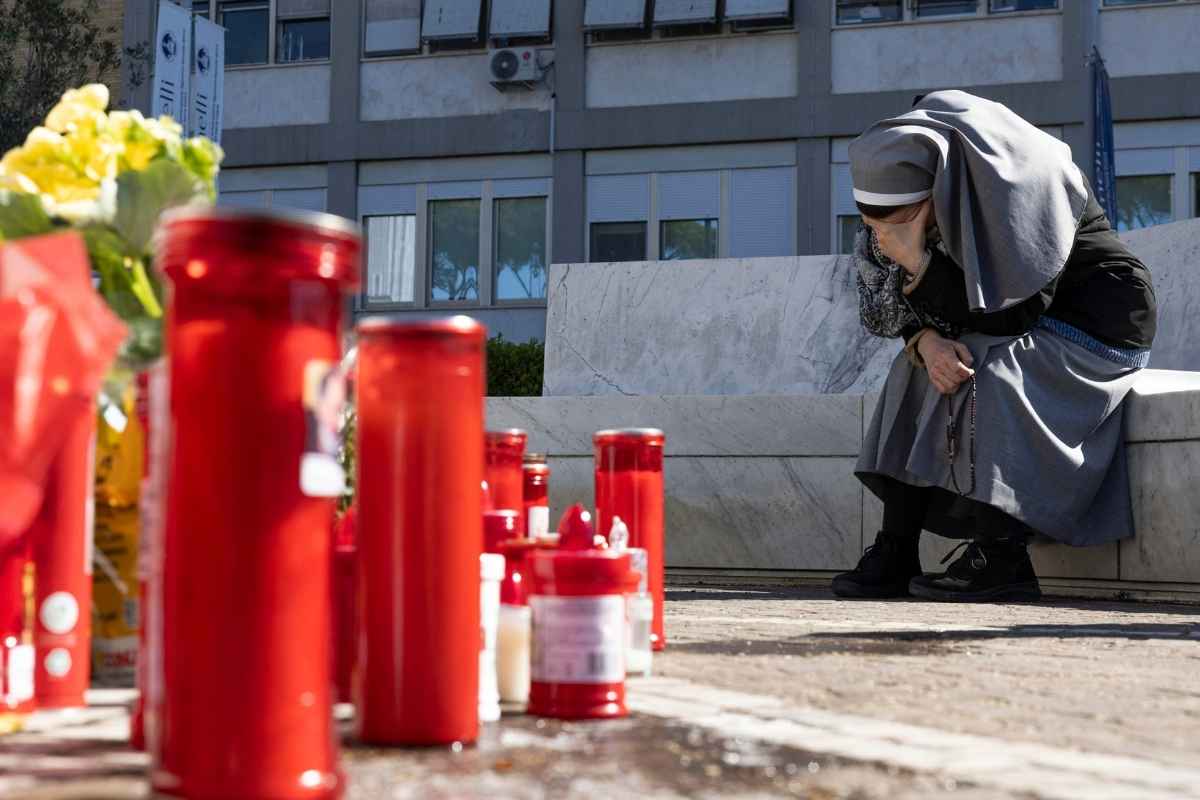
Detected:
[{"left": 0, "top": 84, "right": 224, "bottom": 382}]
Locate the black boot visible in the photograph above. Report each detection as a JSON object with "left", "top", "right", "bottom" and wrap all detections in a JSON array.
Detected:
[
  {"left": 832, "top": 530, "right": 922, "bottom": 599},
  {"left": 908, "top": 538, "right": 1041, "bottom": 602}
]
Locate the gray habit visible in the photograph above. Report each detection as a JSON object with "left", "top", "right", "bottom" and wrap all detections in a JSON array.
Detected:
[
  {"left": 849, "top": 90, "right": 1088, "bottom": 313},
  {"left": 857, "top": 329, "right": 1141, "bottom": 547}
]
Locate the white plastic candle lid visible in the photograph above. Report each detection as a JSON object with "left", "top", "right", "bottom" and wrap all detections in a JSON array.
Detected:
[{"left": 480, "top": 553, "right": 506, "bottom": 581}]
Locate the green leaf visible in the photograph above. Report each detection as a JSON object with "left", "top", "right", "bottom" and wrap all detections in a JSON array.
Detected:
[
  {"left": 0, "top": 190, "right": 53, "bottom": 240},
  {"left": 112, "top": 159, "right": 204, "bottom": 253}
]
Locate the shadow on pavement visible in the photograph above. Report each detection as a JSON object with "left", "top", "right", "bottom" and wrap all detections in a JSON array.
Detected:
[
  {"left": 666, "top": 585, "right": 1200, "bottom": 616},
  {"left": 807, "top": 623, "right": 1200, "bottom": 643}
]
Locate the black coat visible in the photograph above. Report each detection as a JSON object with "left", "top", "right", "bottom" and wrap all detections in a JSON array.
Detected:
[{"left": 900, "top": 183, "right": 1157, "bottom": 351}]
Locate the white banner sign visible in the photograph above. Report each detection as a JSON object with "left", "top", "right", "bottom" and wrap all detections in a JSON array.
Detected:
[
  {"left": 150, "top": 0, "right": 191, "bottom": 130},
  {"left": 190, "top": 16, "right": 225, "bottom": 145}
]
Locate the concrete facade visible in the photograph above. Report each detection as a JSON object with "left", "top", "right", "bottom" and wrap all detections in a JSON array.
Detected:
[{"left": 123, "top": 1, "right": 1200, "bottom": 343}]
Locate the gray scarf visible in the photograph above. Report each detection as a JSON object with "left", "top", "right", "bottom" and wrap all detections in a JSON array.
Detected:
[
  {"left": 849, "top": 90, "right": 1088, "bottom": 313},
  {"left": 854, "top": 225, "right": 961, "bottom": 340}
]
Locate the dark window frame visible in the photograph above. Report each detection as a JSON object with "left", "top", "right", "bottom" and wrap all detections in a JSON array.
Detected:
[
  {"left": 428, "top": 197, "right": 483, "bottom": 307},
  {"left": 659, "top": 218, "right": 719, "bottom": 261},
  {"left": 493, "top": 195, "right": 551, "bottom": 307},
  {"left": 361, "top": 213, "right": 419, "bottom": 311},
  {"left": 589, "top": 221, "right": 649, "bottom": 264},
  {"left": 276, "top": 15, "right": 332, "bottom": 63}
]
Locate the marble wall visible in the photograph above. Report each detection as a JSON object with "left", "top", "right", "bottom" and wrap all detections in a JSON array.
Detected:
[
  {"left": 544, "top": 219, "right": 1200, "bottom": 397},
  {"left": 488, "top": 370, "right": 1200, "bottom": 588}
]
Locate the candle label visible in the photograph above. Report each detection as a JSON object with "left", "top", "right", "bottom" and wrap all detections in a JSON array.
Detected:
[
  {"left": 530, "top": 595, "right": 625, "bottom": 684},
  {"left": 528, "top": 506, "right": 550, "bottom": 539},
  {"left": 299, "top": 359, "right": 347, "bottom": 498}
]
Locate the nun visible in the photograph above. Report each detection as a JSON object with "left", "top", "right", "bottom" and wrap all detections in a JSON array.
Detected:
[{"left": 833, "top": 90, "right": 1156, "bottom": 602}]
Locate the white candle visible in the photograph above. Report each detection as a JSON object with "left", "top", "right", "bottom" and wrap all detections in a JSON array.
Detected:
[
  {"left": 497, "top": 603, "right": 531, "bottom": 704},
  {"left": 480, "top": 554, "right": 505, "bottom": 723}
]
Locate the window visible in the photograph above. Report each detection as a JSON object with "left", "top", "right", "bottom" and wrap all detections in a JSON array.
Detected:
[
  {"left": 584, "top": 0, "right": 648, "bottom": 30},
  {"left": 277, "top": 18, "right": 331, "bottom": 62},
  {"left": 836, "top": 1, "right": 902, "bottom": 24},
  {"left": 989, "top": 0, "right": 1056, "bottom": 10},
  {"left": 590, "top": 222, "right": 647, "bottom": 263},
  {"left": 494, "top": 197, "right": 548, "bottom": 302},
  {"left": 429, "top": 199, "right": 481, "bottom": 303},
  {"left": 422, "top": 0, "right": 484, "bottom": 42},
  {"left": 660, "top": 219, "right": 718, "bottom": 260},
  {"left": 202, "top": 0, "right": 329, "bottom": 64},
  {"left": 912, "top": 0, "right": 978, "bottom": 17},
  {"left": 1114, "top": 175, "right": 1172, "bottom": 232},
  {"left": 365, "top": 0, "right": 423, "bottom": 55},
  {"left": 654, "top": 0, "right": 719, "bottom": 26},
  {"left": 1103, "top": 0, "right": 1172, "bottom": 5},
  {"left": 219, "top": 1, "right": 270, "bottom": 65},
  {"left": 490, "top": 0, "right": 552, "bottom": 41},
  {"left": 836, "top": 0, "right": 1056, "bottom": 24},
  {"left": 725, "top": 0, "right": 792, "bottom": 22},
  {"left": 838, "top": 215, "right": 861, "bottom": 255},
  {"left": 365, "top": 215, "right": 417, "bottom": 306}
]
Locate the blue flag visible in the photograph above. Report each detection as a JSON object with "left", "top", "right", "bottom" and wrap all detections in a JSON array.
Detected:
[{"left": 1091, "top": 46, "right": 1117, "bottom": 223}]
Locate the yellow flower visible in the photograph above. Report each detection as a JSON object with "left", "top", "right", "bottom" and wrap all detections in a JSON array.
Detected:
[
  {"left": 0, "top": 127, "right": 103, "bottom": 220},
  {"left": 105, "top": 110, "right": 185, "bottom": 172},
  {"left": 45, "top": 84, "right": 110, "bottom": 134}
]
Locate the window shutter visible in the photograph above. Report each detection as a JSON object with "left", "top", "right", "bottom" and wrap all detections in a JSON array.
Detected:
[
  {"left": 588, "top": 174, "right": 650, "bottom": 223},
  {"left": 275, "top": 0, "right": 329, "bottom": 19},
  {"left": 490, "top": 0, "right": 552, "bottom": 39},
  {"left": 653, "top": 0, "right": 718, "bottom": 26},
  {"left": 422, "top": 0, "right": 484, "bottom": 40},
  {"left": 584, "top": 0, "right": 648, "bottom": 30},
  {"left": 730, "top": 167, "right": 794, "bottom": 258},
  {"left": 725, "top": 0, "right": 791, "bottom": 22},
  {"left": 365, "top": 0, "right": 422, "bottom": 53}
]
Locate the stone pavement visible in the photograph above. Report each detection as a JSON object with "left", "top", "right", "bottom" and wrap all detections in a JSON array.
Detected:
[{"left": 3, "top": 587, "right": 1199, "bottom": 799}]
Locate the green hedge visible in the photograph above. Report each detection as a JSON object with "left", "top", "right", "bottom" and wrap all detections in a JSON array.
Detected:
[
  {"left": 486, "top": 335, "right": 544, "bottom": 398},
  {"left": 338, "top": 335, "right": 543, "bottom": 510}
]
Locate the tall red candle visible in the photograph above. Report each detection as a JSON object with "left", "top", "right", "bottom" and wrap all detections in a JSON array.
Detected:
[
  {"left": 594, "top": 429, "right": 666, "bottom": 651},
  {"left": 153, "top": 208, "right": 360, "bottom": 799},
  {"left": 485, "top": 430, "right": 527, "bottom": 536},
  {"left": 30, "top": 409, "right": 95, "bottom": 709},
  {"left": 332, "top": 506, "right": 358, "bottom": 705},
  {"left": 355, "top": 317, "right": 484, "bottom": 746}
]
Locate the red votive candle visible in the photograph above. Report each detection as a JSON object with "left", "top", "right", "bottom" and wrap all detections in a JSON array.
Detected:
[
  {"left": 153, "top": 208, "right": 360, "bottom": 799},
  {"left": 485, "top": 430, "right": 527, "bottom": 535},
  {"left": 30, "top": 409, "right": 95, "bottom": 709},
  {"left": 594, "top": 428, "right": 666, "bottom": 651},
  {"left": 527, "top": 544, "right": 634, "bottom": 720},
  {"left": 355, "top": 317, "right": 485, "bottom": 746},
  {"left": 522, "top": 456, "right": 551, "bottom": 540},
  {"left": 484, "top": 510, "right": 520, "bottom": 554}
]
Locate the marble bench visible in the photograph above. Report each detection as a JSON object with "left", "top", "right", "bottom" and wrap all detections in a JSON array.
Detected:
[{"left": 487, "top": 369, "right": 1200, "bottom": 602}]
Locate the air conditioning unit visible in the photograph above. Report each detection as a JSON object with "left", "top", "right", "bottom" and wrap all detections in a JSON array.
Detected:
[{"left": 489, "top": 47, "right": 541, "bottom": 90}]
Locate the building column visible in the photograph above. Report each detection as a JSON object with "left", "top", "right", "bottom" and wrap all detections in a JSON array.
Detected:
[
  {"left": 551, "top": 0, "right": 587, "bottom": 265},
  {"left": 329, "top": 0, "right": 362, "bottom": 147},
  {"left": 1062, "top": 0, "right": 1096, "bottom": 181},
  {"left": 796, "top": 139, "right": 831, "bottom": 256}
]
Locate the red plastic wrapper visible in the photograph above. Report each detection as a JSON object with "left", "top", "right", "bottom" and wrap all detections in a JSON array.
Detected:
[{"left": 0, "top": 232, "right": 127, "bottom": 543}]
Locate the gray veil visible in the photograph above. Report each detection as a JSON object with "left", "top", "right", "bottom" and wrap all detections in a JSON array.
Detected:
[{"left": 848, "top": 90, "right": 1088, "bottom": 313}]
